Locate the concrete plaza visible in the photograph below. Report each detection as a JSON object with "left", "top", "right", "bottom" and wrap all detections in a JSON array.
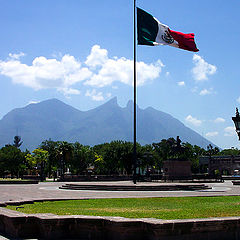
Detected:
[
  {"left": 1, "top": 180, "right": 240, "bottom": 240},
  {"left": 0, "top": 180, "right": 240, "bottom": 204}
]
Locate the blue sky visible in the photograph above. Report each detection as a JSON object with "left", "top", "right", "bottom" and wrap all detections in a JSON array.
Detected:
[{"left": 0, "top": 0, "right": 240, "bottom": 149}]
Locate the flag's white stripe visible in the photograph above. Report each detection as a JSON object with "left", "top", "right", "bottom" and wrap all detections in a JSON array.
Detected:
[{"left": 153, "top": 17, "right": 179, "bottom": 48}]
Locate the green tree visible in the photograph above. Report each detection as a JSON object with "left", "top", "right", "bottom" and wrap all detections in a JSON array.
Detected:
[
  {"left": 71, "top": 142, "right": 94, "bottom": 174},
  {"left": 141, "top": 144, "right": 159, "bottom": 173},
  {"left": 93, "top": 153, "right": 105, "bottom": 174},
  {"left": 57, "top": 141, "right": 73, "bottom": 176},
  {"left": 181, "top": 142, "right": 198, "bottom": 173},
  {"left": 206, "top": 144, "right": 220, "bottom": 156},
  {"left": 152, "top": 138, "right": 177, "bottom": 162},
  {"left": 192, "top": 144, "right": 206, "bottom": 173},
  {"left": 219, "top": 147, "right": 240, "bottom": 156},
  {"left": 152, "top": 138, "right": 206, "bottom": 173},
  {"left": 193, "top": 145, "right": 206, "bottom": 157},
  {"left": 0, "top": 145, "right": 25, "bottom": 177},
  {"left": 40, "top": 139, "right": 59, "bottom": 178},
  {"left": 115, "top": 141, "right": 135, "bottom": 175},
  {"left": 25, "top": 148, "right": 49, "bottom": 181},
  {"left": 92, "top": 142, "right": 119, "bottom": 174},
  {"left": 93, "top": 141, "right": 143, "bottom": 175}
]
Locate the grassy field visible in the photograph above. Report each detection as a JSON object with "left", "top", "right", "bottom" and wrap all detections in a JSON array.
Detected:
[
  {"left": 6, "top": 196, "right": 240, "bottom": 220},
  {"left": 0, "top": 178, "right": 30, "bottom": 181}
]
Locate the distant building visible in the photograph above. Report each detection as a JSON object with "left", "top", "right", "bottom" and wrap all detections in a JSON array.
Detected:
[{"left": 199, "top": 155, "right": 240, "bottom": 175}]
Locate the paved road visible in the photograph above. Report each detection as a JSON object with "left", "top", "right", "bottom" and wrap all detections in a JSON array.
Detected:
[{"left": 0, "top": 180, "right": 240, "bottom": 204}]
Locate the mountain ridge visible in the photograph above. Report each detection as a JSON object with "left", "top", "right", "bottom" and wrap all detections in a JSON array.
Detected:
[{"left": 0, "top": 98, "right": 215, "bottom": 150}]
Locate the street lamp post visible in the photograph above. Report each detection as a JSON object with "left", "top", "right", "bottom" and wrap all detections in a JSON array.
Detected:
[{"left": 232, "top": 108, "right": 240, "bottom": 140}]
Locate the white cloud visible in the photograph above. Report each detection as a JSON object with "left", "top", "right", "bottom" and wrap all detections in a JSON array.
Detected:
[
  {"left": 199, "top": 87, "right": 216, "bottom": 96},
  {"left": 178, "top": 81, "right": 185, "bottom": 86},
  {"left": 85, "top": 89, "right": 104, "bottom": 101},
  {"left": 84, "top": 45, "right": 163, "bottom": 87},
  {"left": 165, "top": 71, "right": 170, "bottom": 77},
  {"left": 214, "top": 117, "right": 225, "bottom": 123},
  {"left": 0, "top": 45, "right": 164, "bottom": 96},
  {"left": 199, "top": 88, "right": 211, "bottom": 96},
  {"left": 0, "top": 54, "right": 92, "bottom": 92},
  {"left": 27, "top": 100, "right": 39, "bottom": 105},
  {"left": 185, "top": 115, "right": 202, "bottom": 126},
  {"left": 85, "top": 45, "right": 108, "bottom": 68},
  {"left": 237, "top": 97, "right": 240, "bottom": 104},
  {"left": 58, "top": 87, "right": 80, "bottom": 96},
  {"left": 206, "top": 131, "right": 218, "bottom": 137},
  {"left": 9, "top": 52, "right": 25, "bottom": 60},
  {"left": 224, "top": 126, "right": 236, "bottom": 137},
  {"left": 192, "top": 54, "right": 217, "bottom": 81}
]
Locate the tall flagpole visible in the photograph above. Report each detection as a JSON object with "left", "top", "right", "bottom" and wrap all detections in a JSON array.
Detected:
[{"left": 133, "top": 0, "right": 137, "bottom": 184}]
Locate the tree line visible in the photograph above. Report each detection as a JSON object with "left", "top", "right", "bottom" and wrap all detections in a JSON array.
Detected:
[{"left": 0, "top": 136, "right": 238, "bottom": 179}]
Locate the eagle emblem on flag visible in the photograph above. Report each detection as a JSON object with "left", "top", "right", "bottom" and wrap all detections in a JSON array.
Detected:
[{"left": 162, "top": 30, "right": 174, "bottom": 44}]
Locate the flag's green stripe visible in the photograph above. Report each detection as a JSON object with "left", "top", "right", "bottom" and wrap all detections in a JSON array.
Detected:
[{"left": 137, "top": 8, "right": 158, "bottom": 46}]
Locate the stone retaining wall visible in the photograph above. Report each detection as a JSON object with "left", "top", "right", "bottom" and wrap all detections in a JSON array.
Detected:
[{"left": 1, "top": 207, "right": 240, "bottom": 239}]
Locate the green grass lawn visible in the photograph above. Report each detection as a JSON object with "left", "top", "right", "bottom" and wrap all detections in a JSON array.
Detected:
[
  {"left": 0, "top": 178, "right": 29, "bottom": 181},
  {"left": 6, "top": 196, "right": 240, "bottom": 220}
]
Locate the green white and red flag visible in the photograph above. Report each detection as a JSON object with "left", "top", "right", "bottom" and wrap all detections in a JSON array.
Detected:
[{"left": 137, "top": 7, "right": 199, "bottom": 52}]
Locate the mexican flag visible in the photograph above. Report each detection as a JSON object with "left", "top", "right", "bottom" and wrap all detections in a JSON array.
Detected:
[{"left": 137, "top": 8, "right": 199, "bottom": 52}]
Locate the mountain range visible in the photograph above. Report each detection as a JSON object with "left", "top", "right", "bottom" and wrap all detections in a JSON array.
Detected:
[{"left": 0, "top": 98, "right": 215, "bottom": 150}]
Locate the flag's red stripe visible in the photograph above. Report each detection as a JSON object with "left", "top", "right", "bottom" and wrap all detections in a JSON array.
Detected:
[{"left": 168, "top": 29, "right": 199, "bottom": 52}]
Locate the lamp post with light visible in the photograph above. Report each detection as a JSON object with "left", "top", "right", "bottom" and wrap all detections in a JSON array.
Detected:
[{"left": 232, "top": 108, "right": 240, "bottom": 140}]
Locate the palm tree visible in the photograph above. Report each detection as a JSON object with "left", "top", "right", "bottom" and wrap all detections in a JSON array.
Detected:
[
  {"left": 13, "top": 136, "right": 23, "bottom": 148},
  {"left": 57, "top": 141, "right": 73, "bottom": 178}
]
